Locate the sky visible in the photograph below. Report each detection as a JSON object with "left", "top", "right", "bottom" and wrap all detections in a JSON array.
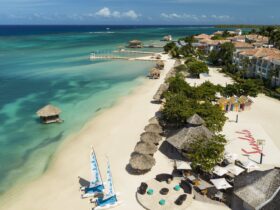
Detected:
[{"left": 0, "top": 0, "right": 279, "bottom": 25}]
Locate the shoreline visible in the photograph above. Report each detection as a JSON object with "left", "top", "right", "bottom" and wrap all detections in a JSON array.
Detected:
[{"left": 0, "top": 54, "right": 176, "bottom": 210}]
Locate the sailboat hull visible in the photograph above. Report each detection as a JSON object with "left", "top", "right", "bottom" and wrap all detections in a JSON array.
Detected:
[{"left": 93, "top": 201, "right": 122, "bottom": 210}]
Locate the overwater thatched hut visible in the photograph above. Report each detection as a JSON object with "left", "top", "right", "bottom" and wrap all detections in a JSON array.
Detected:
[
  {"left": 140, "top": 132, "right": 162, "bottom": 145},
  {"left": 166, "top": 125, "right": 213, "bottom": 152},
  {"left": 153, "top": 83, "right": 169, "bottom": 102},
  {"left": 36, "top": 104, "right": 62, "bottom": 124},
  {"left": 149, "top": 68, "right": 160, "bottom": 79},
  {"left": 129, "top": 153, "right": 156, "bottom": 172},
  {"left": 134, "top": 142, "right": 157, "bottom": 155},
  {"left": 128, "top": 40, "right": 142, "bottom": 48},
  {"left": 156, "top": 60, "right": 165, "bottom": 70},
  {"left": 162, "top": 35, "right": 172, "bottom": 41},
  {"left": 232, "top": 168, "right": 280, "bottom": 210},
  {"left": 144, "top": 123, "right": 163, "bottom": 134},
  {"left": 187, "top": 114, "right": 205, "bottom": 127}
]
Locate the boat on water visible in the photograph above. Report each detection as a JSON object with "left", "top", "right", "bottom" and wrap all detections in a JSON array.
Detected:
[
  {"left": 93, "top": 160, "right": 122, "bottom": 210},
  {"left": 81, "top": 148, "right": 105, "bottom": 198}
]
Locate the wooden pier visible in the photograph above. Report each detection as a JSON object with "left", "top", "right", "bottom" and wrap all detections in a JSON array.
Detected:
[
  {"left": 112, "top": 50, "right": 157, "bottom": 54},
  {"left": 89, "top": 53, "right": 162, "bottom": 61}
]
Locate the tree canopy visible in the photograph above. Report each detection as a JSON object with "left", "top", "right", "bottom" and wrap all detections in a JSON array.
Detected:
[
  {"left": 222, "top": 79, "right": 260, "bottom": 97},
  {"left": 209, "top": 42, "right": 235, "bottom": 66},
  {"left": 163, "top": 75, "right": 227, "bottom": 132},
  {"left": 188, "top": 134, "right": 227, "bottom": 172},
  {"left": 186, "top": 60, "right": 209, "bottom": 78}
]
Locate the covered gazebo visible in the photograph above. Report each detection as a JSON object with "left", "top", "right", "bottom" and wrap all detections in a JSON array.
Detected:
[
  {"left": 128, "top": 40, "right": 142, "bottom": 48},
  {"left": 36, "top": 104, "right": 62, "bottom": 124}
]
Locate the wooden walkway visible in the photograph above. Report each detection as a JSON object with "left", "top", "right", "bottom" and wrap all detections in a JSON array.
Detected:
[
  {"left": 89, "top": 54, "right": 162, "bottom": 61},
  {"left": 112, "top": 50, "right": 157, "bottom": 54}
]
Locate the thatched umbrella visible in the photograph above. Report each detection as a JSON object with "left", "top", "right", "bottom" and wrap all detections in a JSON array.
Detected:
[
  {"left": 166, "top": 125, "right": 213, "bottom": 152},
  {"left": 153, "top": 83, "right": 169, "bottom": 101},
  {"left": 149, "top": 68, "right": 160, "bottom": 79},
  {"left": 144, "top": 123, "right": 163, "bottom": 134},
  {"left": 140, "top": 132, "right": 162, "bottom": 145},
  {"left": 156, "top": 61, "right": 165, "bottom": 70},
  {"left": 187, "top": 114, "right": 205, "bottom": 126},
  {"left": 148, "top": 116, "right": 159, "bottom": 125},
  {"left": 134, "top": 142, "right": 157, "bottom": 155},
  {"left": 129, "top": 153, "right": 156, "bottom": 171}
]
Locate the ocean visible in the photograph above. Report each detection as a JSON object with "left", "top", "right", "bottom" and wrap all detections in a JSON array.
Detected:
[{"left": 0, "top": 25, "right": 219, "bottom": 196}]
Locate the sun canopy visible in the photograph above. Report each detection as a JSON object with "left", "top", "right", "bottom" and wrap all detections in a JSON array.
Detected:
[
  {"left": 210, "top": 178, "right": 232, "bottom": 190},
  {"left": 213, "top": 166, "right": 228, "bottom": 177},
  {"left": 175, "top": 161, "right": 191, "bottom": 170},
  {"left": 241, "top": 160, "right": 259, "bottom": 171},
  {"left": 225, "top": 164, "right": 245, "bottom": 176},
  {"left": 224, "top": 152, "right": 238, "bottom": 163}
]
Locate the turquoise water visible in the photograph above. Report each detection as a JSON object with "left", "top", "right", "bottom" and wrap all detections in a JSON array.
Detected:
[{"left": 0, "top": 26, "right": 218, "bottom": 195}]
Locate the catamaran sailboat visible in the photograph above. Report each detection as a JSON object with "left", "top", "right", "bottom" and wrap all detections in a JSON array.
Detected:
[
  {"left": 93, "top": 160, "right": 122, "bottom": 210},
  {"left": 81, "top": 148, "right": 104, "bottom": 198}
]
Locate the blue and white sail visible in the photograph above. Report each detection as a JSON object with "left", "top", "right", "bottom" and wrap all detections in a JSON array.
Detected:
[
  {"left": 103, "top": 160, "right": 116, "bottom": 199},
  {"left": 89, "top": 149, "right": 103, "bottom": 188},
  {"left": 94, "top": 160, "right": 120, "bottom": 209},
  {"left": 82, "top": 148, "right": 104, "bottom": 198}
]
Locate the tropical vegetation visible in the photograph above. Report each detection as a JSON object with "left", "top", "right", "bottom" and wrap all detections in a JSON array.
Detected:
[{"left": 188, "top": 134, "right": 227, "bottom": 172}]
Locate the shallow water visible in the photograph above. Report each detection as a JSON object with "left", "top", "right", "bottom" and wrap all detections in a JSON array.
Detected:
[{"left": 0, "top": 25, "right": 219, "bottom": 195}]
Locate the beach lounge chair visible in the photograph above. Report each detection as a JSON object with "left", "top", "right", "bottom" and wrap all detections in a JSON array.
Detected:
[{"left": 155, "top": 174, "right": 173, "bottom": 182}]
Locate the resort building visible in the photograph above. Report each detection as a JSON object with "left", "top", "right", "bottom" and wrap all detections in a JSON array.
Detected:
[
  {"left": 232, "top": 167, "right": 280, "bottom": 210},
  {"left": 245, "top": 35, "right": 269, "bottom": 45},
  {"left": 198, "top": 39, "right": 230, "bottom": 53},
  {"left": 233, "top": 41, "right": 255, "bottom": 51},
  {"left": 193, "top": 34, "right": 213, "bottom": 42},
  {"left": 233, "top": 48, "right": 280, "bottom": 86},
  {"left": 227, "top": 35, "right": 246, "bottom": 43}
]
